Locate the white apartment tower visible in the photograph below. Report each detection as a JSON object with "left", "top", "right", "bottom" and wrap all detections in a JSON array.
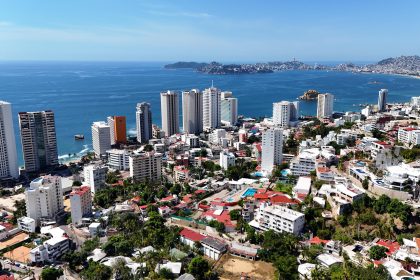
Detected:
[
  {"left": 182, "top": 89, "right": 203, "bottom": 134},
  {"left": 129, "top": 152, "right": 162, "bottom": 183},
  {"left": 160, "top": 91, "right": 179, "bottom": 136},
  {"left": 273, "top": 101, "right": 300, "bottom": 127},
  {"left": 203, "top": 87, "right": 221, "bottom": 130},
  {"left": 317, "top": 93, "right": 334, "bottom": 119},
  {"left": 136, "top": 102, "right": 152, "bottom": 143},
  {"left": 70, "top": 186, "right": 92, "bottom": 225},
  {"left": 83, "top": 164, "right": 108, "bottom": 193},
  {"left": 107, "top": 116, "right": 116, "bottom": 146},
  {"left": 254, "top": 204, "right": 305, "bottom": 235},
  {"left": 261, "top": 128, "right": 283, "bottom": 173},
  {"left": 0, "top": 101, "right": 19, "bottom": 179},
  {"left": 378, "top": 89, "right": 388, "bottom": 112},
  {"left": 91, "top": 121, "right": 111, "bottom": 157},
  {"left": 18, "top": 110, "right": 58, "bottom": 173},
  {"left": 221, "top": 91, "right": 238, "bottom": 126},
  {"left": 25, "top": 175, "right": 64, "bottom": 225}
]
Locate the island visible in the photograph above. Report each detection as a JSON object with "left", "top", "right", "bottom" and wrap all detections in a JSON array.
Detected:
[{"left": 299, "top": 90, "right": 321, "bottom": 100}]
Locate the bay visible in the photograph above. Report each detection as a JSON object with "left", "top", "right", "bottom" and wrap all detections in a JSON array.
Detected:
[{"left": 1, "top": 61, "right": 419, "bottom": 165}]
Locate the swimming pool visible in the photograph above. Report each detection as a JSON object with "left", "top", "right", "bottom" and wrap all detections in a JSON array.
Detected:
[
  {"left": 242, "top": 188, "right": 257, "bottom": 198},
  {"left": 281, "top": 169, "right": 291, "bottom": 177},
  {"left": 253, "top": 171, "right": 264, "bottom": 177}
]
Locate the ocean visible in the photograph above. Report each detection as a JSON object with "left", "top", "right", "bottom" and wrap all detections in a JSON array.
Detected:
[{"left": 1, "top": 61, "right": 420, "bottom": 165}]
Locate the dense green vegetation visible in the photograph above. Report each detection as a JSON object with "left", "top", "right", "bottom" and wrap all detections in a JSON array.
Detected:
[
  {"left": 401, "top": 146, "right": 420, "bottom": 162},
  {"left": 224, "top": 159, "right": 257, "bottom": 180},
  {"left": 274, "top": 182, "right": 294, "bottom": 196},
  {"left": 311, "top": 256, "right": 390, "bottom": 280},
  {"left": 369, "top": 245, "right": 388, "bottom": 260},
  {"left": 40, "top": 267, "right": 63, "bottom": 280},
  {"left": 302, "top": 193, "right": 418, "bottom": 246},
  {"left": 11, "top": 199, "right": 26, "bottom": 224}
]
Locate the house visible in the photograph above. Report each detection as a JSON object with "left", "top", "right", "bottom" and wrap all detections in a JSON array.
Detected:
[
  {"left": 201, "top": 237, "right": 227, "bottom": 260},
  {"left": 30, "top": 227, "right": 70, "bottom": 264},
  {"left": 293, "top": 176, "right": 311, "bottom": 201},
  {"left": 155, "top": 262, "right": 182, "bottom": 276},
  {"left": 298, "top": 263, "right": 316, "bottom": 279},
  {"left": 179, "top": 228, "right": 206, "bottom": 248},
  {"left": 17, "top": 217, "right": 36, "bottom": 233},
  {"left": 316, "top": 253, "right": 342, "bottom": 268},
  {"left": 89, "top": 222, "right": 102, "bottom": 237},
  {"left": 158, "top": 206, "right": 171, "bottom": 216},
  {"left": 229, "top": 242, "right": 259, "bottom": 260},
  {"left": 201, "top": 209, "right": 235, "bottom": 232}
]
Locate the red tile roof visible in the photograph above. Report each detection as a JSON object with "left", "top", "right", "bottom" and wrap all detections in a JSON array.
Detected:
[
  {"left": 254, "top": 193, "right": 269, "bottom": 200},
  {"left": 180, "top": 228, "right": 206, "bottom": 242},
  {"left": 194, "top": 190, "right": 206, "bottom": 195},
  {"left": 309, "top": 236, "right": 329, "bottom": 245},
  {"left": 0, "top": 222, "right": 15, "bottom": 231},
  {"left": 70, "top": 186, "right": 90, "bottom": 196},
  {"left": 376, "top": 239, "right": 400, "bottom": 255},
  {"left": 415, "top": 238, "right": 420, "bottom": 255},
  {"left": 374, "top": 141, "right": 389, "bottom": 146},
  {"left": 160, "top": 195, "right": 177, "bottom": 202},
  {"left": 202, "top": 210, "right": 234, "bottom": 227},
  {"left": 270, "top": 195, "right": 298, "bottom": 205},
  {"left": 182, "top": 194, "right": 193, "bottom": 204}
]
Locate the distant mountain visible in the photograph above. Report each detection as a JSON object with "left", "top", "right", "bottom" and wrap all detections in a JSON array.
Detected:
[
  {"left": 164, "top": 61, "right": 209, "bottom": 69},
  {"left": 164, "top": 55, "right": 420, "bottom": 76},
  {"left": 364, "top": 55, "right": 420, "bottom": 75}
]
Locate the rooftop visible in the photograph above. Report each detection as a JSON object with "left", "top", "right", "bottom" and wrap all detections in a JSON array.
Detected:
[
  {"left": 180, "top": 228, "right": 206, "bottom": 242},
  {"left": 201, "top": 237, "right": 227, "bottom": 251}
]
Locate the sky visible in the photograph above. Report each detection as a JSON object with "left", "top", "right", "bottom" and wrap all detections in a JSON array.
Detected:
[{"left": 0, "top": 0, "right": 419, "bottom": 62}]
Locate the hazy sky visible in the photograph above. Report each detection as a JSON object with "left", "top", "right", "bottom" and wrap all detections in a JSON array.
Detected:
[{"left": 0, "top": 0, "right": 419, "bottom": 62}]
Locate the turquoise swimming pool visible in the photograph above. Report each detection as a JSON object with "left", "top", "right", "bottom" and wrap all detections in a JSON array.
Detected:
[
  {"left": 242, "top": 188, "right": 257, "bottom": 198},
  {"left": 281, "top": 169, "right": 291, "bottom": 177}
]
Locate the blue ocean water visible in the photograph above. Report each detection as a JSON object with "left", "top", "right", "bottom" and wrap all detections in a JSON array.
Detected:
[{"left": 1, "top": 61, "right": 420, "bottom": 165}]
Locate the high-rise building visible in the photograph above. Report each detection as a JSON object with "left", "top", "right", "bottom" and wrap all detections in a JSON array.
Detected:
[
  {"left": 203, "top": 87, "right": 221, "bottom": 130},
  {"left": 160, "top": 91, "right": 179, "bottom": 136},
  {"left": 91, "top": 121, "right": 111, "bottom": 157},
  {"left": 378, "top": 89, "right": 388, "bottom": 112},
  {"left": 317, "top": 93, "right": 334, "bottom": 119},
  {"left": 70, "top": 186, "right": 92, "bottom": 225},
  {"left": 18, "top": 110, "right": 58, "bottom": 173},
  {"left": 129, "top": 151, "right": 162, "bottom": 183},
  {"left": 411, "top": 96, "right": 420, "bottom": 106},
  {"left": 290, "top": 101, "right": 300, "bottom": 122},
  {"left": 182, "top": 89, "right": 203, "bottom": 134},
  {"left": 25, "top": 175, "right": 64, "bottom": 225},
  {"left": 83, "top": 164, "right": 108, "bottom": 193},
  {"left": 107, "top": 116, "right": 126, "bottom": 145},
  {"left": 221, "top": 91, "right": 238, "bottom": 126},
  {"left": 0, "top": 101, "right": 19, "bottom": 179},
  {"left": 273, "top": 101, "right": 300, "bottom": 127},
  {"left": 261, "top": 128, "right": 283, "bottom": 173},
  {"left": 136, "top": 102, "right": 152, "bottom": 143}
]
